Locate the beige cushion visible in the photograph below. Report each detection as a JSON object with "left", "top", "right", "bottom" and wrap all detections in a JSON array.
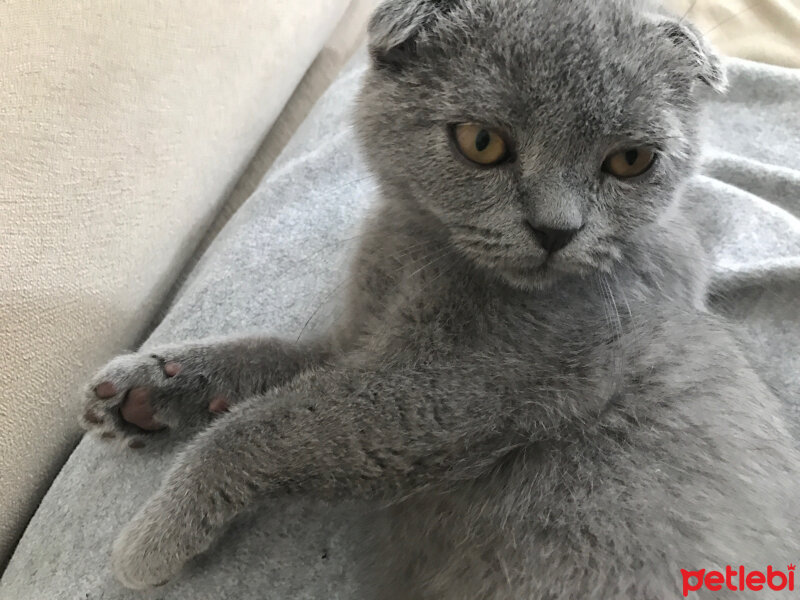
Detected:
[
  {"left": 0, "top": 0, "right": 351, "bottom": 564},
  {"left": 665, "top": 0, "right": 800, "bottom": 68},
  {"left": 178, "top": 0, "right": 378, "bottom": 290}
]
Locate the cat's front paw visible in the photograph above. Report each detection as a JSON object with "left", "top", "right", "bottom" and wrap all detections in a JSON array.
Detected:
[
  {"left": 82, "top": 350, "right": 230, "bottom": 445},
  {"left": 111, "top": 502, "right": 190, "bottom": 589}
]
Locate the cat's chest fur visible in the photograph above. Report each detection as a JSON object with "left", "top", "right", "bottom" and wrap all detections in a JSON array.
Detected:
[
  {"left": 346, "top": 200, "right": 703, "bottom": 352},
  {"left": 343, "top": 206, "right": 667, "bottom": 409}
]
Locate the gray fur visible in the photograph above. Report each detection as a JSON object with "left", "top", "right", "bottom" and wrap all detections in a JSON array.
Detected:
[{"left": 83, "top": 0, "right": 800, "bottom": 597}]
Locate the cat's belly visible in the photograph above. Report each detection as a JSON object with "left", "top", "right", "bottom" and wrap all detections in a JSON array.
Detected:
[
  {"left": 371, "top": 428, "right": 798, "bottom": 599},
  {"left": 364, "top": 338, "right": 800, "bottom": 600}
]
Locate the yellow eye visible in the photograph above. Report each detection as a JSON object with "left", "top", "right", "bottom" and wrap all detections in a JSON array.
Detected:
[
  {"left": 453, "top": 123, "right": 508, "bottom": 166},
  {"left": 603, "top": 147, "right": 656, "bottom": 179}
]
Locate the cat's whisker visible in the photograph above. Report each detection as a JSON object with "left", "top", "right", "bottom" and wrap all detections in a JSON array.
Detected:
[
  {"left": 679, "top": 0, "right": 700, "bottom": 22},
  {"left": 449, "top": 223, "right": 506, "bottom": 240},
  {"left": 458, "top": 239, "right": 509, "bottom": 253},
  {"left": 702, "top": 0, "right": 769, "bottom": 36},
  {"left": 612, "top": 271, "right": 640, "bottom": 372},
  {"left": 389, "top": 239, "right": 447, "bottom": 262},
  {"left": 451, "top": 235, "right": 514, "bottom": 250},
  {"left": 295, "top": 276, "right": 351, "bottom": 344},
  {"left": 304, "top": 232, "right": 371, "bottom": 261},
  {"left": 461, "top": 249, "right": 519, "bottom": 263},
  {"left": 594, "top": 273, "right": 626, "bottom": 398},
  {"left": 407, "top": 247, "right": 455, "bottom": 280},
  {"left": 298, "top": 243, "right": 459, "bottom": 342}
]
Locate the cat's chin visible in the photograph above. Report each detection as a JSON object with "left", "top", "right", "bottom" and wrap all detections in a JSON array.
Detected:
[
  {"left": 493, "top": 258, "right": 610, "bottom": 292},
  {"left": 491, "top": 261, "right": 562, "bottom": 291}
]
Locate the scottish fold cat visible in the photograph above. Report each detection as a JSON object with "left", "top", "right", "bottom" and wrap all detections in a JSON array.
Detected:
[{"left": 83, "top": 0, "right": 800, "bottom": 597}]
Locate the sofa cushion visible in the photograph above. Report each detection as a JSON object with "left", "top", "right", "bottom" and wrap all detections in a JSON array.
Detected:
[
  {"left": 1, "top": 51, "right": 798, "bottom": 598},
  {"left": 0, "top": 0, "right": 356, "bottom": 564},
  {"left": 664, "top": 0, "right": 800, "bottom": 68}
]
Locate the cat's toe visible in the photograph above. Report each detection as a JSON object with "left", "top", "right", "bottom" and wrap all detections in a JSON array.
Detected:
[
  {"left": 82, "top": 407, "right": 105, "bottom": 425},
  {"left": 94, "top": 380, "right": 118, "bottom": 399}
]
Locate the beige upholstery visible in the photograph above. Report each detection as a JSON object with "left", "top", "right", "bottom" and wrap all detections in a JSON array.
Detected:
[
  {"left": 665, "top": 0, "right": 800, "bottom": 68},
  {"left": 0, "top": 0, "right": 352, "bottom": 565},
  {"left": 166, "top": 0, "right": 377, "bottom": 303}
]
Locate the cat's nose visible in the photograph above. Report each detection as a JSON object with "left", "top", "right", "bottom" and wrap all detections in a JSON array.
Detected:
[{"left": 525, "top": 222, "right": 580, "bottom": 254}]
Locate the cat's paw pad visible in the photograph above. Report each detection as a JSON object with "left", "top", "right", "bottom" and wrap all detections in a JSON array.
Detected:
[
  {"left": 82, "top": 353, "right": 194, "bottom": 441},
  {"left": 83, "top": 349, "right": 234, "bottom": 443}
]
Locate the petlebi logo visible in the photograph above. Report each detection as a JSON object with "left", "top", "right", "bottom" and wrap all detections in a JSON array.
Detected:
[{"left": 681, "top": 565, "right": 796, "bottom": 596}]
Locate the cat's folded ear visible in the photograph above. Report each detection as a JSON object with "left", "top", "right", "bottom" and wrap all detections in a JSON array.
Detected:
[
  {"left": 367, "top": 0, "right": 460, "bottom": 72},
  {"left": 657, "top": 17, "right": 728, "bottom": 93}
]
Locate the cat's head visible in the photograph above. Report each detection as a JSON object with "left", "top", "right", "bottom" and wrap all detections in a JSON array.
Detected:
[{"left": 356, "top": 0, "right": 726, "bottom": 290}]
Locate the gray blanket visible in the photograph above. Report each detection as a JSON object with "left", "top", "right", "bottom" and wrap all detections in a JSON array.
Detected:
[{"left": 1, "top": 52, "right": 798, "bottom": 600}]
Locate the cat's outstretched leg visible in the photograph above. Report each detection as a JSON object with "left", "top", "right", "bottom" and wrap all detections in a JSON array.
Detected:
[
  {"left": 81, "top": 336, "right": 330, "bottom": 444},
  {"left": 107, "top": 351, "right": 543, "bottom": 589}
]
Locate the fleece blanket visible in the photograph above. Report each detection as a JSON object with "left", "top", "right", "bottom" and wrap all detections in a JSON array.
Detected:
[{"left": 1, "top": 52, "right": 798, "bottom": 599}]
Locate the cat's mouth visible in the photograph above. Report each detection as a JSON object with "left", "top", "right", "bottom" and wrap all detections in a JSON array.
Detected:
[
  {"left": 449, "top": 227, "right": 618, "bottom": 289},
  {"left": 490, "top": 248, "right": 616, "bottom": 290},
  {"left": 493, "top": 261, "right": 558, "bottom": 290}
]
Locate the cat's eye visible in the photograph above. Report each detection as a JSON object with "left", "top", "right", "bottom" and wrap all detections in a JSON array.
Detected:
[
  {"left": 603, "top": 147, "right": 656, "bottom": 179},
  {"left": 452, "top": 123, "right": 509, "bottom": 166}
]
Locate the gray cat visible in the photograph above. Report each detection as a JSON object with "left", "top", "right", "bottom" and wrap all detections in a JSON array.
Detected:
[{"left": 82, "top": 0, "right": 800, "bottom": 597}]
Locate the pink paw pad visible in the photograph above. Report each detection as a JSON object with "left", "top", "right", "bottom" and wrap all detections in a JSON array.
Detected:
[
  {"left": 120, "top": 387, "right": 166, "bottom": 431},
  {"left": 95, "top": 381, "right": 117, "bottom": 399},
  {"left": 208, "top": 395, "right": 230, "bottom": 414},
  {"left": 84, "top": 410, "right": 104, "bottom": 425},
  {"left": 163, "top": 361, "right": 182, "bottom": 377}
]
